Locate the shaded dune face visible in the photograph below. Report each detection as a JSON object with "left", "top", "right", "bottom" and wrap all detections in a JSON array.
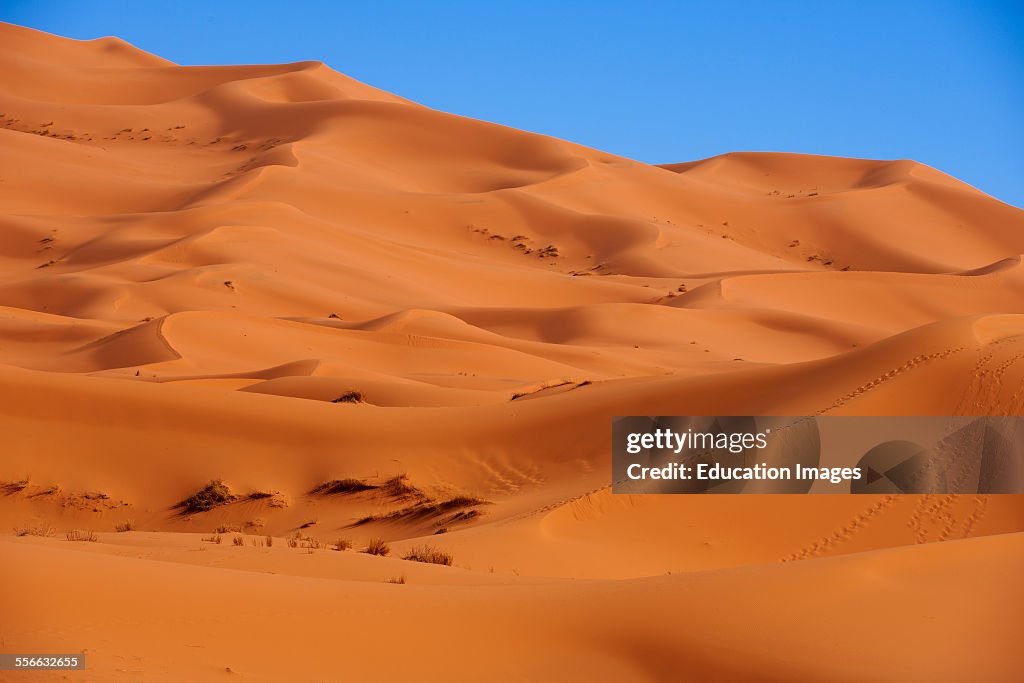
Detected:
[{"left": 2, "top": 22, "right": 1024, "bottom": 682}]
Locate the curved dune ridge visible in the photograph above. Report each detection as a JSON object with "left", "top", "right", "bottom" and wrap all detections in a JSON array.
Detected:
[{"left": 2, "top": 23, "right": 1024, "bottom": 682}]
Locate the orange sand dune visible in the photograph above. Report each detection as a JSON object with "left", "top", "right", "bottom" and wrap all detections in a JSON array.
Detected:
[{"left": 2, "top": 22, "right": 1024, "bottom": 682}]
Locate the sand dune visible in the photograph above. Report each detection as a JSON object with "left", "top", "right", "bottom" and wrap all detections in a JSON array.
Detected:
[{"left": 2, "top": 22, "right": 1023, "bottom": 682}]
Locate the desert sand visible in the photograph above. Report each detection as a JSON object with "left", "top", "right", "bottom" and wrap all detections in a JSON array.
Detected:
[{"left": 1, "top": 22, "right": 1023, "bottom": 682}]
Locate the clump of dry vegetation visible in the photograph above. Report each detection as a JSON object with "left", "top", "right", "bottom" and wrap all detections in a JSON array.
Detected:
[
  {"left": 449, "top": 509, "right": 480, "bottom": 523},
  {"left": 334, "top": 538, "right": 352, "bottom": 551},
  {"left": 13, "top": 524, "right": 55, "bottom": 537},
  {"left": 246, "top": 491, "right": 288, "bottom": 507},
  {"left": 178, "top": 480, "right": 235, "bottom": 513},
  {"left": 2, "top": 480, "right": 30, "bottom": 495},
  {"left": 350, "top": 492, "right": 489, "bottom": 529},
  {"left": 331, "top": 390, "right": 364, "bottom": 404},
  {"left": 65, "top": 529, "right": 97, "bottom": 542},
  {"left": 385, "top": 575, "right": 406, "bottom": 584},
  {"left": 114, "top": 520, "right": 135, "bottom": 532},
  {"left": 437, "top": 496, "right": 487, "bottom": 511},
  {"left": 364, "top": 537, "right": 390, "bottom": 556},
  {"left": 380, "top": 473, "right": 425, "bottom": 500},
  {"left": 215, "top": 524, "right": 241, "bottom": 534},
  {"left": 232, "top": 535, "right": 245, "bottom": 546},
  {"left": 312, "top": 478, "right": 377, "bottom": 495},
  {"left": 202, "top": 533, "right": 223, "bottom": 544},
  {"left": 402, "top": 544, "right": 453, "bottom": 566},
  {"left": 287, "top": 532, "right": 324, "bottom": 550}
]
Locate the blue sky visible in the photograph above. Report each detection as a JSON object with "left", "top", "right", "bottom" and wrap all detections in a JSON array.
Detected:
[{"left": 4, "top": 1, "right": 1022, "bottom": 207}]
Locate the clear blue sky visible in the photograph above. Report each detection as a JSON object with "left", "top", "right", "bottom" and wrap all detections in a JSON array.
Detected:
[{"left": 5, "top": 1, "right": 1022, "bottom": 207}]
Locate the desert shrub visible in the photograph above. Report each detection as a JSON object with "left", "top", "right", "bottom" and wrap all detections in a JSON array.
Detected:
[
  {"left": 381, "top": 473, "right": 423, "bottom": 499},
  {"left": 2, "top": 480, "right": 29, "bottom": 494},
  {"left": 232, "top": 535, "right": 244, "bottom": 546},
  {"left": 288, "top": 532, "right": 323, "bottom": 549},
  {"left": 378, "top": 496, "right": 488, "bottom": 523},
  {"left": 437, "top": 496, "right": 487, "bottom": 511},
  {"left": 115, "top": 520, "right": 135, "bottom": 532},
  {"left": 332, "top": 391, "right": 364, "bottom": 404},
  {"left": 402, "top": 545, "right": 453, "bottom": 566},
  {"left": 313, "top": 478, "right": 376, "bottom": 495},
  {"left": 65, "top": 529, "right": 97, "bottom": 542},
  {"left": 179, "top": 480, "right": 234, "bottom": 513},
  {"left": 335, "top": 538, "right": 352, "bottom": 551},
  {"left": 364, "top": 537, "right": 390, "bottom": 556},
  {"left": 385, "top": 575, "right": 406, "bottom": 584},
  {"left": 13, "top": 524, "right": 55, "bottom": 537}
]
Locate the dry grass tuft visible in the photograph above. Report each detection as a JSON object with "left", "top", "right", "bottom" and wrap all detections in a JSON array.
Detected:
[
  {"left": 385, "top": 575, "right": 406, "bottom": 584},
  {"left": 13, "top": 524, "right": 55, "bottom": 537},
  {"left": 364, "top": 537, "right": 390, "bottom": 556},
  {"left": 357, "top": 495, "right": 489, "bottom": 527},
  {"left": 114, "top": 520, "right": 135, "bottom": 532},
  {"left": 2, "top": 480, "right": 30, "bottom": 495},
  {"left": 312, "top": 478, "right": 377, "bottom": 495},
  {"left": 334, "top": 538, "right": 352, "bottom": 551},
  {"left": 65, "top": 529, "right": 97, "bottom": 542},
  {"left": 349, "top": 493, "right": 489, "bottom": 528},
  {"left": 331, "top": 390, "right": 364, "bottom": 404},
  {"left": 437, "top": 496, "right": 487, "bottom": 511},
  {"left": 380, "top": 473, "right": 424, "bottom": 499},
  {"left": 450, "top": 509, "right": 480, "bottom": 523},
  {"left": 403, "top": 544, "right": 453, "bottom": 566},
  {"left": 232, "top": 535, "right": 245, "bottom": 546},
  {"left": 287, "top": 532, "right": 323, "bottom": 550},
  {"left": 202, "top": 533, "right": 223, "bottom": 544}
]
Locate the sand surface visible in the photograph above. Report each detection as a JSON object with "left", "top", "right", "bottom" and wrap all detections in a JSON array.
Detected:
[{"left": 2, "top": 22, "right": 1024, "bottom": 682}]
